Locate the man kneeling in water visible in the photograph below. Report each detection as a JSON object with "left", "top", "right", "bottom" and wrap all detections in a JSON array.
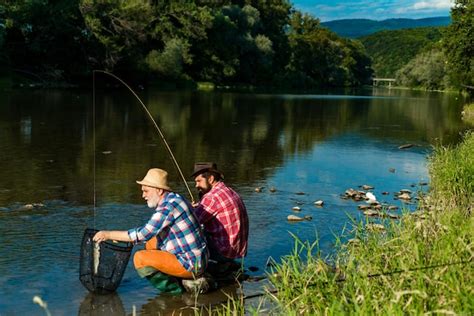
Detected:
[
  {"left": 93, "top": 168, "right": 209, "bottom": 294},
  {"left": 191, "top": 162, "right": 249, "bottom": 278}
]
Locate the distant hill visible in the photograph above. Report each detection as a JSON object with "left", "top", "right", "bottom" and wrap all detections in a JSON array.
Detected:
[
  {"left": 321, "top": 17, "right": 450, "bottom": 38},
  {"left": 360, "top": 27, "right": 445, "bottom": 77}
]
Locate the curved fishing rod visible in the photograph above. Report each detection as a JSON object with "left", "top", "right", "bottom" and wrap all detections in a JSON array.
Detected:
[{"left": 93, "top": 70, "right": 195, "bottom": 204}]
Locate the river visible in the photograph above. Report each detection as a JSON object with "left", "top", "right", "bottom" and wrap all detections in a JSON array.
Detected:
[{"left": 0, "top": 87, "right": 468, "bottom": 315}]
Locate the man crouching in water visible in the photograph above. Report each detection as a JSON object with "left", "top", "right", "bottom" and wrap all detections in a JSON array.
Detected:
[
  {"left": 191, "top": 162, "right": 249, "bottom": 277},
  {"left": 93, "top": 168, "right": 209, "bottom": 294}
]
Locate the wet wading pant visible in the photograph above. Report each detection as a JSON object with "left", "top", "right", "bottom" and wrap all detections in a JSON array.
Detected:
[{"left": 134, "top": 237, "right": 193, "bottom": 294}]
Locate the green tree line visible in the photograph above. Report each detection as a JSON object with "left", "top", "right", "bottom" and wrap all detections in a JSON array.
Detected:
[
  {"left": 0, "top": 0, "right": 373, "bottom": 88},
  {"left": 361, "top": 0, "right": 472, "bottom": 93}
]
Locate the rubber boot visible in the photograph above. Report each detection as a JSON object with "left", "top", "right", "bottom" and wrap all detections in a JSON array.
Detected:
[
  {"left": 146, "top": 272, "right": 183, "bottom": 295},
  {"left": 136, "top": 266, "right": 183, "bottom": 294}
]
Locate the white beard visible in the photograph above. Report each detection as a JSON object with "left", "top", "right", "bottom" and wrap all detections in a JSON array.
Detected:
[{"left": 146, "top": 194, "right": 160, "bottom": 209}]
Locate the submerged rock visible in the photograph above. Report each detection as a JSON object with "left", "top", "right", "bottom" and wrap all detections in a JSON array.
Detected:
[{"left": 389, "top": 168, "right": 396, "bottom": 173}]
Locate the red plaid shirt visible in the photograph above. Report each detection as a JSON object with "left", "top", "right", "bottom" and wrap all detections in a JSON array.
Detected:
[{"left": 193, "top": 182, "right": 249, "bottom": 259}]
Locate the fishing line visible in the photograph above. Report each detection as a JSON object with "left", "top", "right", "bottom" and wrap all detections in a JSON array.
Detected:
[
  {"left": 92, "top": 70, "right": 195, "bottom": 204},
  {"left": 92, "top": 71, "right": 96, "bottom": 228},
  {"left": 200, "top": 258, "right": 472, "bottom": 307}
]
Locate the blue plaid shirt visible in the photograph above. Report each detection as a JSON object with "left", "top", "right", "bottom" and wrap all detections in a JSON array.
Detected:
[{"left": 128, "top": 192, "right": 208, "bottom": 274}]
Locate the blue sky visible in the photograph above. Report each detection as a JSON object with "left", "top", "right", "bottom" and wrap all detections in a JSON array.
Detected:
[{"left": 292, "top": 0, "right": 453, "bottom": 22}]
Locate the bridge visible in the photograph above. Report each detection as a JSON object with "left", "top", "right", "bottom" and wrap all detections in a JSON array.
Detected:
[{"left": 372, "top": 78, "right": 396, "bottom": 87}]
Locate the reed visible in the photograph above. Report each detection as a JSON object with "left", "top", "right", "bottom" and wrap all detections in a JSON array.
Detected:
[{"left": 239, "top": 131, "right": 474, "bottom": 315}]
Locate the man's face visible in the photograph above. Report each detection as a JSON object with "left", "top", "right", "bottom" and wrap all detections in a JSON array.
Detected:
[
  {"left": 194, "top": 174, "right": 212, "bottom": 195},
  {"left": 141, "top": 186, "right": 161, "bottom": 208}
]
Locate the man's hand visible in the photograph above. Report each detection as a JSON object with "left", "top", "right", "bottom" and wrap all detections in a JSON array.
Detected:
[{"left": 93, "top": 231, "right": 108, "bottom": 243}]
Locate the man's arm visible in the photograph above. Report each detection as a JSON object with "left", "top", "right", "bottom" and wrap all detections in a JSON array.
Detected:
[{"left": 93, "top": 230, "right": 131, "bottom": 243}]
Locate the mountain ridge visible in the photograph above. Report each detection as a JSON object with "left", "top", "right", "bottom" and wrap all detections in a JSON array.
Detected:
[{"left": 321, "top": 16, "right": 450, "bottom": 38}]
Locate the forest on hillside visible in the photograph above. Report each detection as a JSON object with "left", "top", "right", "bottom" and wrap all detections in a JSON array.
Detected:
[
  {"left": 0, "top": 0, "right": 372, "bottom": 89},
  {"left": 360, "top": 27, "right": 444, "bottom": 78},
  {"left": 360, "top": 0, "right": 472, "bottom": 92}
]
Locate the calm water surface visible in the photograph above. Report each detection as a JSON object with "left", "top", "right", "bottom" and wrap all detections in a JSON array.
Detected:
[{"left": 0, "top": 87, "right": 468, "bottom": 315}]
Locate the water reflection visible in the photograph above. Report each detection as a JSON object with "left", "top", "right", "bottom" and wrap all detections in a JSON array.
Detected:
[
  {"left": 139, "top": 284, "right": 240, "bottom": 315},
  {"left": 78, "top": 292, "right": 126, "bottom": 316}
]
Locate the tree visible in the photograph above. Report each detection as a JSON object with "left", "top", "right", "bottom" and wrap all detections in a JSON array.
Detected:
[
  {"left": 284, "top": 11, "right": 372, "bottom": 87},
  {"left": 396, "top": 48, "right": 449, "bottom": 90},
  {"left": 443, "top": 0, "right": 473, "bottom": 92},
  {"left": 80, "top": 0, "right": 154, "bottom": 70},
  {"left": 190, "top": 4, "right": 275, "bottom": 84},
  {"left": 3, "top": 0, "right": 91, "bottom": 80}
]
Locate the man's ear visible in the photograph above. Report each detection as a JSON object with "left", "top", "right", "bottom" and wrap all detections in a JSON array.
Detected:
[{"left": 208, "top": 174, "right": 216, "bottom": 184}]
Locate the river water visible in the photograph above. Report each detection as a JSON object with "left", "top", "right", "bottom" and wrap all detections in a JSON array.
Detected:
[{"left": 0, "top": 87, "right": 468, "bottom": 315}]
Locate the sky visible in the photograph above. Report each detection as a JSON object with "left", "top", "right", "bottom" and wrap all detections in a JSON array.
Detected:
[{"left": 292, "top": 0, "right": 454, "bottom": 22}]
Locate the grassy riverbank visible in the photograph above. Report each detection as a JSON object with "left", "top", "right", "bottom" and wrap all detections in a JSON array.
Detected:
[{"left": 250, "top": 132, "right": 473, "bottom": 315}]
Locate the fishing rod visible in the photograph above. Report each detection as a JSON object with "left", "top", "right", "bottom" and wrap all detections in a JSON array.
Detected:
[{"left": 92, "top": 70, "right": 195, "bottom": 204}]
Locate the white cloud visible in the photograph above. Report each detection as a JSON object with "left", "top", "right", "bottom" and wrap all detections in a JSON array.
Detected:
[{"left": 412, "top": 0, "right": 453, "bottom": 10}]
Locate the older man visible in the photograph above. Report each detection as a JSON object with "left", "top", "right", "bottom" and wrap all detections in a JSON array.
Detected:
[
  {"left": 191, "top": 162, "right": 249, "bottom": 269},
  {"left": 93, "top": 168, "right": 208, "bottom": 294}
]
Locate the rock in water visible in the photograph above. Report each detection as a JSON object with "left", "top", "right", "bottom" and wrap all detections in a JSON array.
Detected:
[
  {"left": 314, "top": 200, "right": 324, "bottom": 206},
  {"left": 287, "top": 215, "right": 304, "bottom": 222},
  {"left": 398, "top": 144, "right": 414, "bottom": 150}
]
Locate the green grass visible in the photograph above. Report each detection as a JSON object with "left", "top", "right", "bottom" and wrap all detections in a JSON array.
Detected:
[
  {"left": 231, "top": 132, "right": 474, "bottom": 315},
  {"left": 462, "top": 103, "right": 474, "bottom": 126}
]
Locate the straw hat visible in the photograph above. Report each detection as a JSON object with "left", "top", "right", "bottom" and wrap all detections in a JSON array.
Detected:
[
  {"left": 190, "top": 162, "right": 224, "bottom": 179},
  {"left": 136, "top": 168, "right": 172, "bottom": 191}
]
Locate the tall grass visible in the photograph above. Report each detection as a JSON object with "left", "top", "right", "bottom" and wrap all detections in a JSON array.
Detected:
[
  {"left": 252, "top": 132, "right": 474, "bottom": 314},
  {"left": 429, "top": 131, "right": 473, "bottom": 214}
]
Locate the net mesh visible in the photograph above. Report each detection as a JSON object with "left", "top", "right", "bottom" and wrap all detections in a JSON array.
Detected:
[{"left": 79, "top": 228, "right": 133, "bottom": 294}]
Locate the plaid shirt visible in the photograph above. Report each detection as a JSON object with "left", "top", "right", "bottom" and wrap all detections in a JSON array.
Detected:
[
  {"left": 193, "top": 182, "right": 249, "bottom": 259},
  {"left": 128, "top": 192, "right": 208, "bottom": 274}
]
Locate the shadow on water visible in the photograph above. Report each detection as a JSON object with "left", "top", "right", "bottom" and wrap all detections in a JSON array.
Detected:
[
  {"left": 78, "top": 283, "right": 251, "bottom": 316},
  {"left": 0, "top": 88, "right": 470, "bottom": 314},
  {"left": 79, "top": 292, "right": 126, "bottom": 316}
]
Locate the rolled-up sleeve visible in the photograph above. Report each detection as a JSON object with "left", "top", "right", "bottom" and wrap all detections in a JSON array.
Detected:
[{"left": 128, "top": 202, "right": 173, "bottom": 244}]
